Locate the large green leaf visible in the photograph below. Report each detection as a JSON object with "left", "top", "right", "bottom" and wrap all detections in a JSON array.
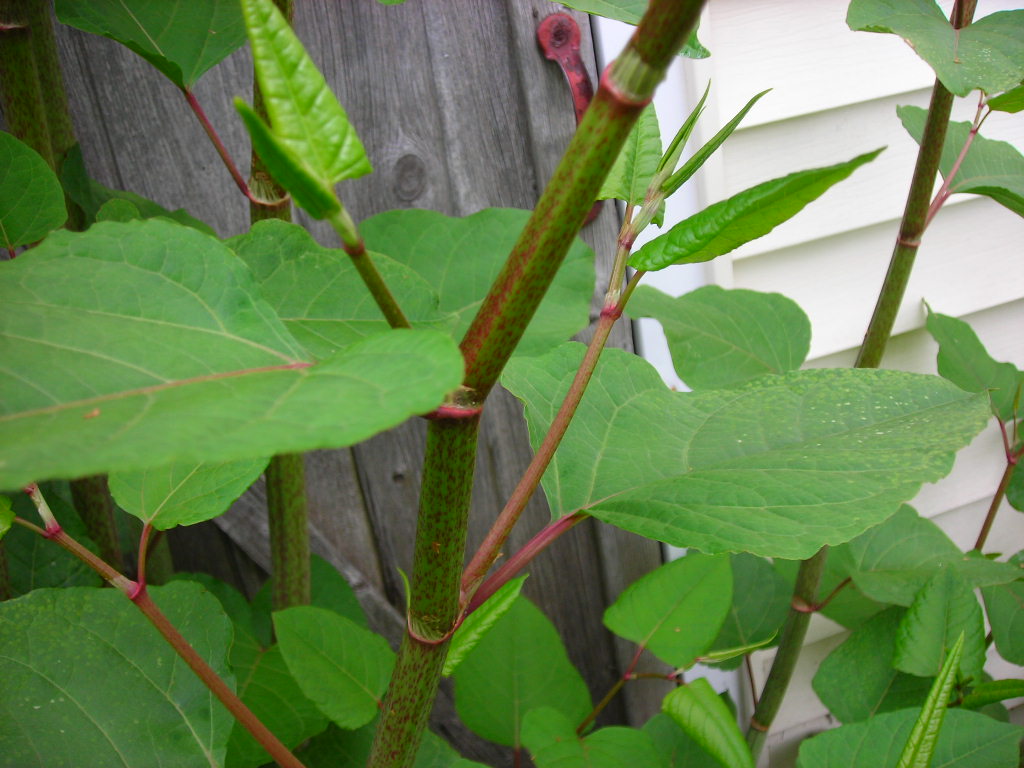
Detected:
[
  {"left": 813, "top": 608, "right": 932, "bottom": 724},
  {"left": 629, "top": 285, "right": 811, "bottom": 390},
  {"left": 603, "top": 552, "right": 732, "bottom": 668},
  {"left": 453, "top": 596, "right": 591, "bottom": 747},
  {"left": 706, "top": 554, "right": 791, "bottom": 668},
  {"left": 362, "top": 208, "right": 596, "bottom": 357},
  {"left": 829, "top": 505, "right": 1022, "bottom": 606},
  {"left": 274, "top": 606, "right": 394, "bottom": 730},
  {"left": 988, "top": 83, "right": 1024, "bottom": 113},
  {"left": 522, "top": 707, "right": 662, "bottom": 768},
  {"left": 444, "top": 575, "right": 527, "bottom": 677},
  {"left": 924, "top": 308, "right": 1024, "bottom": 421},
  {"left": 226, "top": 219, "right": 453, "bottom": 358},
  {"left": 0, "top": 132, "right": 66, "bottom": 249},
  {"left": 502, "top": 344, "right": 989, "bottom": 558},
  {"left": 59, "top": 144, "right": 213, "bottom": 234},
  {"left": 54, "top": 0, "right": 246, "bottom": 89},
  {"left": 662, "top": 679, "right": 754, "bottom": 768},
  {"left": 598, "top": 104, "right": 662, "bottom": 208},
  {"left": 240, "top": 0, "right": 370, "bottom": 186},
  {"left": 892, "top": 569, "right": 986, "bottom": 680},
  {"left": 630, "top": 149, "right": 882, "bottom": 271},
  {"left": 226, "top": 628, "right": 328, "bottom": 768},
  {"left": 847, "top": 1, "right": 1024, "bottom": 97},
  {"left": 0, "top": 583, "right": 234, "bottom": 767},
  {"left": 643, "top": 712, "right": 721, "bottom": 767},
  {"left": 897, "top": 633, "right": 963, "bottom": 768},
  {"left": 900, "top": 105, "right": 1024, "bottom": 218},
  {"left": 0, "top": 219, "right": 464, "bottom": 489},
  {"left": 980, "top": 551, "right": 1024, "bottom": 665},
  {"left": 3, "top": 489, "right": 103, "bottom": 595},
  {"left": 109, "top": 458, "right": 268, "bottom": 530},
  {"left": 550, "top": 1, "right": 709, "bottom": 58},
  {"left": 796, "top": 707, "right": 1024, "bottom": 767}
]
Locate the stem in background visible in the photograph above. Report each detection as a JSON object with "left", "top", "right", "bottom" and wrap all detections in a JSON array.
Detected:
[
  {"left": 183, "top": 88, "right": 261, "bottom": 204},
  {"left": 577, "top": 646, "right": 645, "bottom": 734},
  {"left": 327, "top": 207, "right": 412, "bottom": 329},
  {"left": 266, "top": 453, "right": 311, "bottom": 609},
  {"left": 0, "top": 0, "right": 53, "bottom": 166},
  {"left": 69, "top": 474, "right": 124, "bottom": 572},
  {"left": 0, "top": 542, "right": 11, "bottom": 601},
  {"left": 974, "top": 460, "right": 1017, "bottom": 552},
  {"left": 746, "top": 547, "right": 827, "bottom": 757},
  {"left": 749, "top": 5, "right": 976, "bottom": 755}
]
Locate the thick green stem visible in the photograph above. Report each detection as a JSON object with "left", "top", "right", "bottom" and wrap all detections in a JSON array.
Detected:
[
  {"left": 749, "top": 6, "right": 976, "bottom": 755},
  {"left": 69, "top": 474, "right": 124, "bottom": 572},
  {"left": 746, "top": 547, "right": 827, "bottom": 756},
  {"left": 0, "top": 0, "right": 53, "bottom": 166},
  {"left": 266, "top": 453, "right": 311, "bottom": 609},
  {"left": 974, "top": 460, "right": 1017, "bottom": 552},
  {"left": 368, "top": 417, "right": 480, "bottom": 767}
]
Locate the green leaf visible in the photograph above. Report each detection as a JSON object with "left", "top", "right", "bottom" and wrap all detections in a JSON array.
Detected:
[
  {"left": 658, "top": 81, "right": 710, "bottom": 178},
  {"left": 604, "top": 552, "right": 732, "bottom": 668},
  {"left": 962, "top": 679, "right": 1024, "bottom": 710},
  {"left": 362, "top": 208, "right": 596, "bottom": 357},
  {"left": 662, "top": 678, "right": 754, "bottom": 768},
  {"left": 170, "top": 571, "right": 258, "bottom": 637},
  {"left": 643, "top": 712, "right": 720, "bottom": 767},
  {"left": 453, "top": 596, "right": 591, "bottom": 747},
  {"left": 0, "top": 583, "right": 234, "bottom": 766},
  {"left": 444, "top": 575, "right": 527, "bottom": 677},
  {"left": 813, "top": 608, "right": 932, "bottom": 724},
  {"left": 900, "top": 105, "right": 1024, "bottom": 218},
  {"left": 0, "top": 131, "right": 66, "bottom": 249},
  {"left": 897, "top": 632, "right": 964, "bottom": 768},
  {"left": 662, "top": 89, "right": 770, "bottom": 197},
  {"left": 274, "top": 606, "right": 394, "bottom": 730},
  {"left": 109, "top": 458, "right": 268, "bottom": 530},
  {"left": 630, "top": 149, "right": 882, "bottom": 271},
  {"left": 706, "top": 554, "right": 791, "bottom": 669},
  {"left": 797, "top": 707, "right": 1024, "bottom": 767},
  {"left": 0, "top": 496, "right": 11, "bottom": 541},
  {"left": 95, "top": 198, "right": 143, "bottom": 223},
  {"left": 299, "top": 721, "right": 485, "bottom": 768},
  {"left": 775, "top": 554, "right": 885, "bottom": 629},
  {"left": 502, "top": 344, "right": 990, "bottom": 558},
  {"left": 847, "top": 1, "right": 1024, "bottom": 97},
  {"left": 59, "top": 144, "right": 214, "bottom": 234},
  {"left": 55, "top": 0, "right": 246, "bottom": 89},
  {"left": 1008, "top": 463, "right": 1024, "bottom": 512},
  {"left": 240, "top": 0, "right": 371, "bottom": 185},
  {"left": 522, "top": 707, "right": 662, "bottom": 768},
  {"left": 924, "top": 308, "right": 1024, "bottom": 421},
  {"left": 980, "top": 551, "right": 1024, "bottom": 665},
  {"left": 3, "top": 489, "right": 103, "bottom": 595},
  {"left": 226, "top": 219, "right": 453, "bottom": 358},
  {"left": 0, "top": 219, "right": 464, "bottom": 489},
  {"left": 893, "top": 569, "right": 986, "bottom": 680},
  {"left": 988, "top": 83, "right": 1024, "bottom": 113},
  {"left": 598, "top": 104, "right": 662, "bottom": 207},
  {"left": 226, "top": 629, "right": 328, "bottom": 768},
  {"left": 629, "top": 285, "right": 811, "bottom": 390},
  {"left": 829, "top": 505, "right": 1022, "bottom": 606},
  {"left": 551, "top": 2, "right": 708, "bottom": 58}
]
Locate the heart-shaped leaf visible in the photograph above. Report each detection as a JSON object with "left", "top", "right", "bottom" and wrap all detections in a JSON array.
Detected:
[
  {"left": 629, "top": 285, "right": 811, "bottom": 390},
  {"left": 227, "top": 219, "right": 453, "bottom": 358},
  {"left": 848, "top": 1, "right": 1024, "bottom": 97},
  {"left": 0, "top": 219, "right": 464, "bottom": 489},
  {"left": 109, "top": 458, "right": 269, "bottom": 530},
  {"left": 502, "top": 344, "right": 989, "bottom": 558},
  {"left": 55, "top": 0, "right": 246, "bottom": 89},
  {"left": 0, "top": 131, "right": 66, "bottom": 249},
  {"left": 900, "top": 105, "right": 1024, "bottom": 219},
  {"left": 604, "top": 552, "right": 732, "bottom": 668},
  {"left": 630, "top": 150, "right": 882, "bottom": 271},
  {"left": 362, "top": 208, "right": 595, "bottom": 358},
  {"left": 0, "top": 583, "right": 235, "bottom": 766},
  {"left": 813, "top": 608, "right": 932, "bottom": 724},
  {"left": 453, "top": 596, "right": 591, "bottom": 747}
]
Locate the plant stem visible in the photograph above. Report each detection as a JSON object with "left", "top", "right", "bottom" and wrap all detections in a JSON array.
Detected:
[
  {"left": 923, "top": 91, "right": 986, "bottom": 228},
  {"left": 746, "top": 547, "right": 827, "bottom": 756},
  {"left": 69, "top": 474, "right": 124, "bottom": 571},
  {"left": 327, "top": 207, "right": 412, "bottom": 329},
  {"left": 576, "top": 646, "right": 644, "bottom": 734},
  {"left": 266, "top": 453, "right": 311, "bottom": 609},
  {"left": 749, "top": 6, "right": 976, "bottom": 754},
  {"left": 184, "top": 88, "right": 261, "bottom": 204},
  {"left": 0, "top": 0, "right": 53, "bottom": 166},
  {"left": 974, "top": 460, "right": 1017, "bottom": 552}
]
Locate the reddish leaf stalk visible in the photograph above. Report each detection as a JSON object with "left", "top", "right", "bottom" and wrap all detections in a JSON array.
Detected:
[
  {"left": 974, "top": 460, "right": 1017, "bottom": 552},
  {"left": 184, "top": 88, "right": 262, "bottom": 205},
  {"left": 924, "top": 91, "right": 987, "bottom": 228},
  {"left": 576, "top": 644, "right": 645, "bottom": 735}
]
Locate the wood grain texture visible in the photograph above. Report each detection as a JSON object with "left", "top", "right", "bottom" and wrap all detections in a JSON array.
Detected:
[{"left": 47, "top": 0, "right": 666, "bottom": 759}]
